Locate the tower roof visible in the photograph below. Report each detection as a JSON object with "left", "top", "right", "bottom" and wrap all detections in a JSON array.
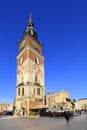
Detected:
[{"left": 24, "top": 13, "right": 37, "bottom": 39}]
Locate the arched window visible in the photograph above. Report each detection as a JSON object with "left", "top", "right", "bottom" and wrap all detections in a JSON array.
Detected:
[
  {"left": 20, "top": 57, "right": 23, "bottom": 64},
  {"left": 18, "top": 88, "right": 20, "bottom": 96},
  {"left": 22, "top": 88, "right": 24, "bottom": 96},
  {"left": 35, "top": 57, "right": 39, "bottom": 64},
  {"left": 37, "top": 88, "right": 40, "bottom": 95},
  {"left": 35, "top": 58, "right": 37, "bottom": 64}
]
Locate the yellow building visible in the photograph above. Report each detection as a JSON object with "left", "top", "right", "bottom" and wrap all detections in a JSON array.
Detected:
[
  {"left": 46, "top": 90, "right": 74, "bottom": 110},
  {"left": 76, "top": 98, "right": 87, "bottom": 110}
]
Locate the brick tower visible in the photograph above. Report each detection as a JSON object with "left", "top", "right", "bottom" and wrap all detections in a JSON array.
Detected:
[{"left": 15, "top": 13, "right": 45, "bottom": 116}]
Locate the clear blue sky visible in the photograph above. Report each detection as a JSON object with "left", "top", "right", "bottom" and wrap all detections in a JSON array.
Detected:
[{"left": 0, "top": 0, "right": 87, "bottom": 103}]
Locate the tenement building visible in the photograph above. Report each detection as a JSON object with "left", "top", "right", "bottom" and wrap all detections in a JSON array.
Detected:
[
  {"left": 46, "top": 90, "right": 74, "bottom": 110},
  {"left": 76, "top": 98, "right": 87, "bottom": 110},
  {"left": 15, "top": 13, "right": 45, "bottom": 116},
  {"left": 0, "top": 103, "right": 13, "bottom": 113}
]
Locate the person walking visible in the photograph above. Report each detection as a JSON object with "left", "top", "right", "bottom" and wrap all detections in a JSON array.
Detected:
[
  {"left": 64, "top": 112, "right": 70, "bottom": 123},
  {"left": 79, "top": 110, "right": 81, "bottom": 115}
]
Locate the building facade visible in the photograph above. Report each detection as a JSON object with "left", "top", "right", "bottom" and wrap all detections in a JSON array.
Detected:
[
  {"left": 46, "top": 90, "right": 73, "bottom": 110},
  {"left": 15, "top": 13, "right": 45, "bottom": 116},
  {"left": 76, "top": 98, "right": 87, "bottom": 110},
  {"left": 0, "top": 103, "right": 13, "bottom": 113}
]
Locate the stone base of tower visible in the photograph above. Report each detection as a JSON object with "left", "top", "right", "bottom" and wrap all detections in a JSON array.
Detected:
[{"left": 14, "top": 99, "right": 45, "bottom": 117}]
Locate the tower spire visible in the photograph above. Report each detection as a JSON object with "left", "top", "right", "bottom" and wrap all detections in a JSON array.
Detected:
[
  {"left": 24, "top": 13, "right": 37, "bottom": 39},
  {"left": 29, "top": 12, "right": 32, "bottom": 22}
]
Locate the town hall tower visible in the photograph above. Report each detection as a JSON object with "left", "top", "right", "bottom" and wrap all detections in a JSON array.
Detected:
[{"left": 15, "top": 13, "right": 45, "bottom": 116}]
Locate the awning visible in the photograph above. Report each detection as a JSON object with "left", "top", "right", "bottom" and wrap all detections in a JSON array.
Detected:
[
  {"left": 46, "top": 107, "right": 70, "bottom": 112},
  {"left": 46, "top": 107, "right": 61, "bottom": 112},
  {"left": 30, "top": 105, "right": 49, "bottom": 110}
]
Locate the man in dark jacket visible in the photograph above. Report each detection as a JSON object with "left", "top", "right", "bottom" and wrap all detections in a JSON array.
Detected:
[{"left": 64, "top": 112, "right": 70, "bottom": 123}]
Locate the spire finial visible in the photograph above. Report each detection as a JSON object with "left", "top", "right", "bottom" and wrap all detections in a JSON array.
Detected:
[{"left": 29, "top": 12, "right": 32, "bottom": 22}]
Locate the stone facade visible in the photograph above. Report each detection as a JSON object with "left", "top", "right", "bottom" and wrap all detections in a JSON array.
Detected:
[
  {"left": 76, "top": 98, "right": 87, "bottom": 110},
  {"left": 46, "top": 90, "right": 73, "bottom": 110},
  {"left": 0, "top": 103, "right": 13, "bottom": 113}
]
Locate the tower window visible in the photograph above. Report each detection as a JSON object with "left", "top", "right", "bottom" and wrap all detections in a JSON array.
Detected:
[
  {"left": 31, "top": 30, "right": 34, "bottom": 35},
  {"left": 34, "top": 88, "right": 35, "bottom": 95},
  {"left": 22, "top": 88, "right": 24, "bottom": 96},
  {"left": 20, "top": 57, "right": 23, "bottom": 64},
  {"left": 37, "top": 88, "right": 40, "bottom": 95},
  {"left": 35, "top": 58, "right": 37, "bottom": 64},
  {"left": 18, "top": 88, "right": 20, "bottom": 96},
  {"left": 35, "top": 58, "right": 39, "bottom": 64},
  {"left": 35, "top": 75, "right": 38, "bottom": 83}
]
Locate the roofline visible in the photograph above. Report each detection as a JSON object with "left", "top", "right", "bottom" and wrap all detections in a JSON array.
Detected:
[{"left": 18, "top": 33, "right": 43, "bottom": 47}]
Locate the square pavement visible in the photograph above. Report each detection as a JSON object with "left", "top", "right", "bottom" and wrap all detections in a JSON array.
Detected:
[{"left": 0, "top": 114, "right": 87, "bottom": 130}]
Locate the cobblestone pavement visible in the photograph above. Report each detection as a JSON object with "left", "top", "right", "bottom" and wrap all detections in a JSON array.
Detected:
[{"left": 0, "top": 114, "right": 87, "bottom": 130}]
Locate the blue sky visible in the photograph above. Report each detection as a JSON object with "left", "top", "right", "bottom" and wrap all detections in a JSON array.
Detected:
[{"left": 0, "top": 0, "right": 87, "bottom": 103}]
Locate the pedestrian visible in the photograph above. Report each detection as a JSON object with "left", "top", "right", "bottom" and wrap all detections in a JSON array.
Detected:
[
  {"left": 64, "top": 112, "right": 70, "bottom": 123},
  {"left": 79, "top": 111, "right": 81, "bottom": 115}
]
